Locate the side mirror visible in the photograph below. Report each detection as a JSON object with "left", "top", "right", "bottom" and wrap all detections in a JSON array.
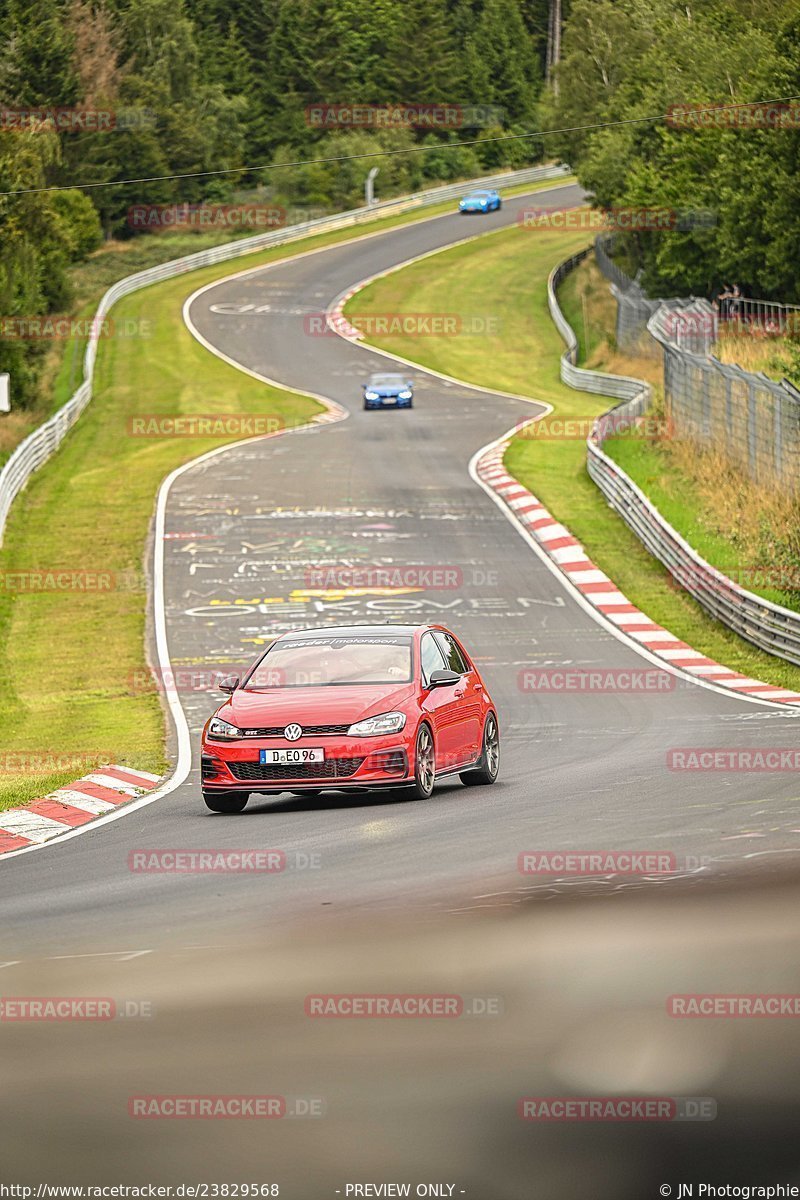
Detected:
[
  {"left": 218, "top": 673, "right": 240, "bottom": 694},
  {"left": 427, "top": 669, "right": 461, "bottom": 689}
]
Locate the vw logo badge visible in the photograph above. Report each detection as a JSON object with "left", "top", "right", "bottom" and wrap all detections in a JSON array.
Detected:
[{"left": 284, "top": 723, "right": 302, "bottom": 741}]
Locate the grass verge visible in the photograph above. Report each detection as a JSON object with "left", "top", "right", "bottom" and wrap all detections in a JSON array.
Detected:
[
  {"left": 713, "top": 328, "right": 800, "bottom": 385},
  {"left": 344, "top": 221, "right": 800, "bottom": 694}
]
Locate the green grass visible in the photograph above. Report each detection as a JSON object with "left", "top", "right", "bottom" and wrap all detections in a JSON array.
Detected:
[
  {"left": 605, "top": 435, "right": 800, "bottom": 611},
  {"left": 557, "top": 252, "right": 605, "bottom": 365},
  {"left": 344, "top": 222, "right": 800, "bottom": 694},
  {"left": 0, "top": 171, "right": 576, "bottom": 812}
]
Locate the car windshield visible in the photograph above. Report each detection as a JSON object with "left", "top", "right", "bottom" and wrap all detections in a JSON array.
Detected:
[
  {"left": 244, "top": 635, "right": 413, "bottom": 687},
  {"left": 369, "top": 374, "right": 406, "bottom": 387},
  {"left": 470, "top": 193, "right": 491, "bottom": 199}
]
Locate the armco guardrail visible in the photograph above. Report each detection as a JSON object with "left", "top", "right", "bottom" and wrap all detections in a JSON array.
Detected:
[
  {"left": 647, "top": 303, "right": 800, "bottom": 490},
  {"left": 547, "top": 250, "right": 650, "bottom": 404},
  {"left": 0, "top": 162, "right": 570, "bottom": 545},
  {"left": 548, "top": 247, "right": 800, "bottom": 668}
]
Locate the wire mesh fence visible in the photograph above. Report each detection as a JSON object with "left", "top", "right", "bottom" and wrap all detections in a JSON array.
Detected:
[
  {"left": 595, "top": 234, "right": 800, "bottom": 491},
  {"left": 548, "top": 245, "right": 800, "bottom": 668}
]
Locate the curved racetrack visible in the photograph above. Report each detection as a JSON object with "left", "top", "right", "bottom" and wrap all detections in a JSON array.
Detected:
[
  {"left": 2, "top": 183, "right": 800, "bottom": 1195},
  {"left": 2, "top": 180, "right": 800, "bottom": 951}
]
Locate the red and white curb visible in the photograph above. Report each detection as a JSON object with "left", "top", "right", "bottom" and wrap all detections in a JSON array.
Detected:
[
  {"left": 327, "top": 295, "right": 364, "bottom": 340},
  {"left": 332, "top": 264, "right": 800, "bottom": 705},
  {"left": 0, "top": 766, "right": 162, "bottom": 856},
  {"left": 476, "top": 441, "right": 800, "bottom": 706}
]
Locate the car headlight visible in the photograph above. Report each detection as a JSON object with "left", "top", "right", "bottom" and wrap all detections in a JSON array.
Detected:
[
  {"left": 207, "top": 716, "right": 242, "bottom": 740},
  {"left": 348, "top": 711, "right": 406, "bottom": 736},
  {"left": 398, "top": 389, "right": 412, "bottom": 400},
  {"left": 365, "top": 389, "right": 379, "bottom": 400}
]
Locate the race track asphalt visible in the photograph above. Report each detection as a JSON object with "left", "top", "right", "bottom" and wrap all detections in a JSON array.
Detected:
[
  {"left": 2, "top": 179, "right": 799, "bottom": 955},
  {"left": 3, "top": 182, "right": 800, "bottom": 1198}
]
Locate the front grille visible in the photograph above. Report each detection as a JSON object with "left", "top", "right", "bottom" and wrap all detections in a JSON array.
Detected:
[
  {"left": 229, "top": 757, "right": 365, "bottom": 782},
  {"left": 237, "top": 723, "right": 351, "bottom": 738}
]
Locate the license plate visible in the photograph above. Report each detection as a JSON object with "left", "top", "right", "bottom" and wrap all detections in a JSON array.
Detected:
[
  {"left": 382, "top": 396, "right": 398, "bottom": 405},
  {"left": 259, "top": 747, "right": 324, "bottom": 765}
]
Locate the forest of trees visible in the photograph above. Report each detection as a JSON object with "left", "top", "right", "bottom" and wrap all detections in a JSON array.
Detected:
[
  {"left": 2, "top": 0, "right": 800, "bottom": 408},
  {"left": 545, "top": 0, "right": 800, "bottom": 301},
  {"left": 0, "top": 0, "right": 552, "bottom": 402}
]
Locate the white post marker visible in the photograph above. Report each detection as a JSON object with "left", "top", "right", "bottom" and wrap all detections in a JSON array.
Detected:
[
  {"left": 0, "top": 373, "right": 9, "bottom": 413},
  {"left": 365, "top": 167, "right": 379, "bottom": 207}
]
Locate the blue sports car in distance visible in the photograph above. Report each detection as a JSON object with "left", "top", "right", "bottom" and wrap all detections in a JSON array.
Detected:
[
  {"left": 363, "top": 372, "right": 414, "bottom": 410},
  {"left": 458, "top": 189, "right": 502, "bottom": 214}
]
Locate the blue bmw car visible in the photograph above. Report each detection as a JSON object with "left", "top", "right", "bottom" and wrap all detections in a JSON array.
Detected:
[
  {"left": 458, "top": 189, "right": 502, "bottom": 214},
  {"left": 363, "top": 372, "right": 414, "bottom": 410}
]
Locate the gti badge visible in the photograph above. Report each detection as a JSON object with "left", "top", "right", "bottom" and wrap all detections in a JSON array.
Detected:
[{"left": 284, "top": 724, "right": 302, "bottom": 741}]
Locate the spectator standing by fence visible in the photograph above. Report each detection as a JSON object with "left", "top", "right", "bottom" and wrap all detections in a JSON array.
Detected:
[{"left": 717, "top": 284, "right": 732, "bottom": 320}]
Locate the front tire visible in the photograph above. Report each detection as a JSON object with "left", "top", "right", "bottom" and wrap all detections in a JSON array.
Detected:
[
  {"left": 203, "top": 790, "right": 249, "bottom": 813},
  {"left": 460, "top": 713, "right": 499, "bottom": 787},
  {"left": 404, "top": 723, "right": 435, "bottom": 800}
]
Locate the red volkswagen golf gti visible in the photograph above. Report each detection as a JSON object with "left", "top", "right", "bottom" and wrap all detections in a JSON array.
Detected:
[{"left": 200, "top": 624, "right": 499, "bottom": 811}]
